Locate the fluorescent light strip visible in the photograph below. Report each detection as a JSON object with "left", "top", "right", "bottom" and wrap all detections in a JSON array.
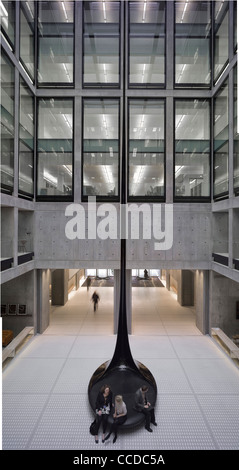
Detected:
[
  {"left": 0, "top": 1, "right": 8, "bottom": 16},
  {"left": 103, "top": 0, "right": 107, "bottom": 23},
  {"left": 61, "top": 1, "right": 68, "bottom": 22}
]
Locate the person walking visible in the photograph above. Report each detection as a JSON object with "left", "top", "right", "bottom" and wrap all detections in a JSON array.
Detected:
[
  {"left": 86, "top": 276, "right": 91, "bottom": 291},
  {"left": 94, "top": 384, "right": 113, "bottom": 443},
  {"left": 134, "top": 385, "right": 157, "bottom": 432},
  {"left": 105, "top": 395, "right": 127, "bottom": 443},
  {"left": 91, "top": 290, "right": 100, "bottom": 312}
]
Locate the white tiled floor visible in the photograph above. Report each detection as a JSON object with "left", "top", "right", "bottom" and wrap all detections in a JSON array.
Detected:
[{"left": 2, "top": 284, "right": 239, "bottom": 450}]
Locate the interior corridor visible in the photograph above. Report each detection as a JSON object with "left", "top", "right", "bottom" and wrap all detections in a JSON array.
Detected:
[
  {"left": 2, "top": 283, "right": 239, "bottom": 450},
  {"left": 46, "top": 281, "right": 199, "bottom": 336}
]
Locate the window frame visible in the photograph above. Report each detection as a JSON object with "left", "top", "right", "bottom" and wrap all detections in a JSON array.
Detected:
[
  {"left": 82, "top": 96, "right": 120, "bottom": 202},
  {"left": 36, "top": 96, "right": 74, "bottom": 202},
  {"left": 127, "top": 97, "right": 166, "bottom": 203},
  {"left": 37, "top": 0, "right": 75, "bottom": 88},
  {"left": 174, "top": 0, "right": 212, "bottom": 89},
  {"left": 173, "top": 97, "right": 211, "bottom": 203},
  {"left": 82, "top": 0, "right": 121, "bottom": 89}
]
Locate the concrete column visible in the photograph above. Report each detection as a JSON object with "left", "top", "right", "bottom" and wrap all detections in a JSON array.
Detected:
[
  {"left": 165, "top": 270, "right": 170, "bottom": 290},
  {"left": 195, "top": 270, "right": 209, "bottom": 334},
  {"left": 37, "top": 269, "right": 50, "bottom": 334},
  {"left": 177, "top": 270, "right": 194, "bottom": 306},
  {"left": 51, "top": 269, "right": 69, "bottom": 305},
  {"left": 114, "top": 269, "right": 132, "bottom": 334}
]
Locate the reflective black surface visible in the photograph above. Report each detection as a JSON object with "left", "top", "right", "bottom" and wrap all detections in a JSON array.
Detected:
[{"left": 88, "top": 1, "right": 157, "bottom": 429}]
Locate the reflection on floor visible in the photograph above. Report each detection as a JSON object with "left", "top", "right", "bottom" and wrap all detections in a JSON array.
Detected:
[
  {"left": 47, "top": 284, "right": 198, "bottom": 336},
  {"left": 81, "top": 276, "right": 165, "bottom": 287},
  {"left": 2, "top": 284, "right": 239, "bottom": 450}
]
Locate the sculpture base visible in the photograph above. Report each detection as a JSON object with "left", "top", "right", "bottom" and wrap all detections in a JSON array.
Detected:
[{"left": 88, "top": 360, "right": 157, "bottom": 429}]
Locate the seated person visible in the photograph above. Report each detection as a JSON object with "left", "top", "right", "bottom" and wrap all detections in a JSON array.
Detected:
[{"left": 134, "top": 384, "right": 157, "bottom": 432}]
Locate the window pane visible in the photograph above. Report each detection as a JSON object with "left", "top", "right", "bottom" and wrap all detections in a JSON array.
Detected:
[
  {"left": 175, "top": 99, "right": 210, "bottom": 199},
  {"left": 38, "top": 1, "right": 74, "bottom": 85},
  {"left": 214, "top": 1, "right": 229, "bottom": 82},
  {"left": 37, "top": 99, "right": 73, "bottom": 198},
  {"left": 83, "top": 99, "right": 119, "bottom": 198},
  {"left": 129, "top": 1, "right": 165, "bottom": 86},
  {"left": 175, "top": 1, "right": 211, "bottom": 86},
  {"left": 0, "top": 1, "right": 15, "bottom": 47},
  {"left": 83, "top": 1, "right": 120, "bottom": 86},
  {"left": 234, "top": 0, "right": 237, "bottom": 51},
  {"left": 129, "top": 99, "right": 165, "bottom": 198},
  {"left": 214, "top": 80, "right": 229, "bottom": 198},
  {"left": 1, "top": 51, "right": 14, "bottom": 193},
  {"left": 19, "top": 79, "right": 34, "bottom": 196},
  {"left": 20, "top": 1, "right": 35, "bottom": 80},
  {"left": 234, "top": 67, "right": 239, "bottom": 194}
]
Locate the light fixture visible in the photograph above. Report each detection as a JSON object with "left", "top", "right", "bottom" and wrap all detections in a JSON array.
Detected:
[
  {"left": 61, "top": 1, "right": 68, "bottom": 22},
  {"left": 102, "top": 0, "right": 107, "bottom": 23},
  {"left": 0, "top": 1, "right": 8, "bottom": 17},
  {"left": 180, "top": 0, "right": 189, "bottom": 23},
  {"left": 63, "top": 63, "right": 71, "bottom": 82},
  {"left": 142, "top": 0, "right": 147, "bottom": 23},
  {"left": 43, "top": 170, "right": 58, "bottom": 186},
  {"left": 63, "top": 164, "right": 72, "bottom": 175}
]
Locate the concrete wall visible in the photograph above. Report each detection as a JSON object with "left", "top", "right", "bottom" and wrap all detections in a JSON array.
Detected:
[
  {"left": 212, "top": 212, "right": 229, "bottom": 254},
  {"left": 33, "top": 202, "right": 212, "bottom": 270},
  {"left": 1, "top": 270, "right": 34, "bottom": 336},
  {"left": 209, "top": 271, "right": 239, "bottom": 338}
]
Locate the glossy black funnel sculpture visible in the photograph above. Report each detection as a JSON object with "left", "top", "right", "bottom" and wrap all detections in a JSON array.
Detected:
[
  {"left": 88, "top": 2, "right": 157, "bottom": 428},
  {"left": 88, "top": 236, "right": 157, "bottom": 428}
]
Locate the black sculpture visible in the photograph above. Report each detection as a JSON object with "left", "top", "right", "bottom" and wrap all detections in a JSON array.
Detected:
[
  {"left": 88, "top": 2, "right": 157, "bottom": 428},
  {"left": 88, "top": 236, "right": 157, "bottom": 428}
]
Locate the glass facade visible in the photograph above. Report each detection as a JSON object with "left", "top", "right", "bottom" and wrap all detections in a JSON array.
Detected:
[
  {"left": 19, "top": 78, "right": 34, "bottom": 197},
  {"left": 83, "top": 1, "right": 120, "bottom": 86},
  {"left": 234, "top": 67, "right": 239, "bottom": 194},
  {"left": 0, "top": 1, "right": 238, "bottom": 203},
  {"left": 20, "top": 1, "right": 35, "bottom": 81},
  {"left": 0, "top": 1, "right": 15, "bottom": 48},
  {"left": 38, "top": 1, "right": 74, "bottom": 86},
  {"left": 128, "top": 99, "right": 165, "bottom": 199},
  {"left": 1, "top": 50, "right": 14, "bottom": 193},
  {"left": 213, "top": 79, "right": 229, "bottom": 199},
  {"left": 83, "top": 99, "right": 119, "bottom": 199},
  {"left": 214, "top": 1, "right": 229, "bottom": 83},
  {"left": 175, "top": 1, "right": 211, "bottom": 87},
  {"left": 129, "top": 1, "right": 165, "bottom": 87},
  {"left": 37, "top": 98, "right": 73, "bottom": 198},
  {"left": 175, "top": 99, "right": 210, "bottom": 199}
]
